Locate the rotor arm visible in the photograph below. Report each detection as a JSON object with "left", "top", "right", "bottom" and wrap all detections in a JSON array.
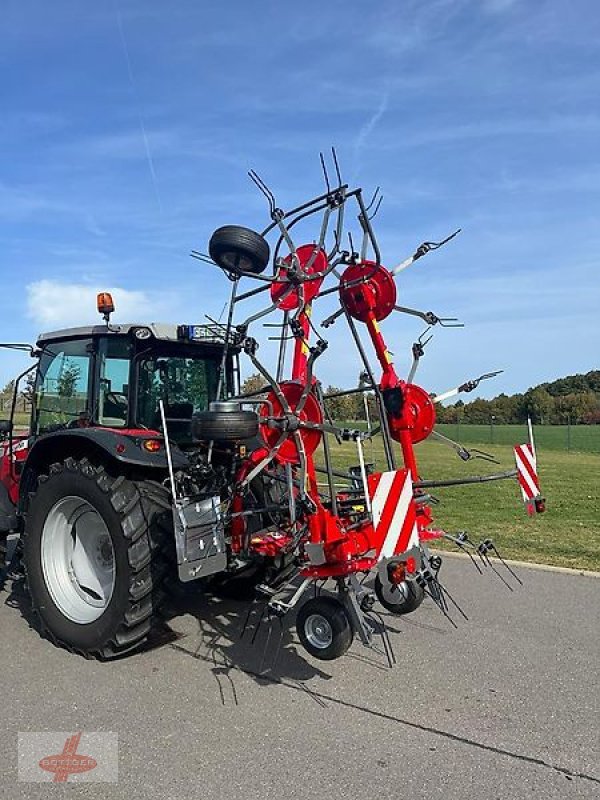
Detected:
[
  {"left": 393, "top": 305, "right": 463, "bottom": 328},
  {"left": 391, "top": 228, "right": 461, "bottom": 276},
  {"left": 432, "top": 370, "right": 503, "bottom": 403}
]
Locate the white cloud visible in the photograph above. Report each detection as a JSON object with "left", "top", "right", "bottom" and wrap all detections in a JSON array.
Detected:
[{"left": 26, "top": 280, "right": 158, "bottom": 329}]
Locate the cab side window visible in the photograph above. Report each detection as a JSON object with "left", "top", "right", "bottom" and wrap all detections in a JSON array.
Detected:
[
  {"left": 97, "top": 338, "right": 131, "bottom": 428},
  {"left": 35, "top": 339, "right": 92, "bottom": 433}
]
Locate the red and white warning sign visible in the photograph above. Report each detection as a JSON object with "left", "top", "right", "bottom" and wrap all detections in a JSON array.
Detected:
[
  {"left": 368, "top": 469, "right": 420, "bottom": 559},
  {"left": 513, "top": 437, "right": 544, "bottom": 514},
  {"left": 514, "top": 443, "right": 540, "bottom": 499}
]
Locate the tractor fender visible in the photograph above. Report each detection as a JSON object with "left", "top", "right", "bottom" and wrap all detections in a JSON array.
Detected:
[{"left": 20, "top": 429, "right": 188, "bottom": 503}]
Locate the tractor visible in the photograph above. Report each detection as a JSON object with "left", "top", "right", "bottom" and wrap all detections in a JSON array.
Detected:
[
  {"left": 0, "top": 156, "right": 544, "bottom": 663},
  {"left": 0, "top": 313, "right": 268, "bottom": 657}
]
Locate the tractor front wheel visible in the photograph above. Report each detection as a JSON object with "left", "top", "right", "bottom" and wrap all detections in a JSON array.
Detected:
[
  {"left": 296, "top": 596, "right": 353, "bottom": 661},
  {"left": 23, "top": 458, "right": 173, "bottom": 659}
]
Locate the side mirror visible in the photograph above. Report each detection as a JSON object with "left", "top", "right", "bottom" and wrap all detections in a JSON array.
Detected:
[{"left": 0, "top": 420, "right": 13, "bottom": 437}]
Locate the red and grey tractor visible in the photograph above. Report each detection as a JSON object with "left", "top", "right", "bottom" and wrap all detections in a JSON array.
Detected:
[{"left": 0, "top": 155, "right": 544, "bottom": 663}]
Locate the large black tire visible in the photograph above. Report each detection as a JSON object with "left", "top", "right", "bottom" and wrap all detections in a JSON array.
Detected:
[
  {"left": 209, "top": 225, "right": 270, "bottom": 276},
  {"left": 296, "top": 596, "right": 354, "bottom": 661},
  {"left": 22, "top": 457, "right": 174, "bottom": 659},
  {"left": 192, "top": 410, "right": 259, "bottom": 442},
  {"left": 374, "top": 574, "right": 425, "bottom": 615}
]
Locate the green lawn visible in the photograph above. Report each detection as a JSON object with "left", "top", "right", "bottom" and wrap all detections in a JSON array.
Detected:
[{"left": 324, "top": 436, "right": 600, "bottom": 571}]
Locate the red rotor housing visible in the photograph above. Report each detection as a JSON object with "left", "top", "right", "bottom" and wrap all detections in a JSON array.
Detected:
[{"left": 339, "top": 261, "right": 397, "bottom": 322}]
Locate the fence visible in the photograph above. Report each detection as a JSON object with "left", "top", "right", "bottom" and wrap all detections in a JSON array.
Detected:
[
  {"left": 0, "top": 395, "right": 31, "bottom": 414},
  {"left": 435, "top": 423, "right": 599, "bottom": 454}
]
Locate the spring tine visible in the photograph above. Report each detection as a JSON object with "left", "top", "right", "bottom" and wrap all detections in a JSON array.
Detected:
[
  {"left": 368, "top": 195, "right": 383, "bottom": 221},
  {"left": 372, "top": 609, "right": 396, "bottom": 667},
  {"left": 190, "top": 250, "right": 218, "bottom": 266},
  {"left": 251, "top": 603, "right": 269, "bottom": 644},
  {"left": 248, "top": 169, "right": 276, "bottom": 216},
  {"left": 331, "top": 146, "right": 343, "bottom": 186},
  {"left": 241, "top": 600, "right": 259, "bottom": 639},
  {"left": 460, "top": 543, "right": 484, "bottom": 574},
  {"left": 365, "top": 186, "right": 380, "bottom": 212},
  {"left": 320, "top": 152, "right": 331, "bottom": 194},
  {"left": 436, "top": 578, "right": 469, "bottom": 621},
  {"left": 490, "top": 544, "right": 523, "bottom": 585},
  {"left": 446, "top": 534, "right": 483, "bottom": 574},
  {"left": 425, "top": 587, "right": 458, "bottom": 628},
  {"left": 481, "top": 550, "right": 514, "bottom": 591},
  {"left": 257, "top": 617, "right": 275, "bottom": 674}
]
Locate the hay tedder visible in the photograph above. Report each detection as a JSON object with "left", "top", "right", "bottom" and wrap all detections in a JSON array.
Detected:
[{"left": 0, "top": 154, "right": 545, "bottom": 662}]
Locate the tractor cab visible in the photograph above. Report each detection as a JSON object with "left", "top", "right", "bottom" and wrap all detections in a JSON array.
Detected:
[{"left": 32, "top": 321, "right": 238, "bottom": 445}]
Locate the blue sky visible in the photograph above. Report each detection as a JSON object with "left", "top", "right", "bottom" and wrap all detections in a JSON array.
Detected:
[{"left": 1, "top": 0, "right": 599, "bottom": 399}]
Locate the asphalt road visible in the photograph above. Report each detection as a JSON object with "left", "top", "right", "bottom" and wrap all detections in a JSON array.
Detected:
[{"left": 1, "top": 558, "right": 598, "bottom": 799}]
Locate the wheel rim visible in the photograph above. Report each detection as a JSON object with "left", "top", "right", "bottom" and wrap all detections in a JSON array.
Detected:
[
  {"left": 304, "top": 613, "right": 333, "bottom": 649},
  {"left": 40, "top": 496, "right": 116, "bottom": 624},
  {"left": 380, "top": 579, "right": 410, "bottom": 606}
]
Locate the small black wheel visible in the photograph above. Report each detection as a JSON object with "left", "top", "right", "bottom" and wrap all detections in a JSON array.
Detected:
[
  {"left": 296, "top": 596, "right": 353, "bottom": 661},
  {"left": 209, "top": 225, "right": 270, "bottom": 276},
  {"left": 374, "top": 574, "right": 425, "bottom": 615},
  {"left": 192, "top": 410, "right": 259, "bottom": 442}
]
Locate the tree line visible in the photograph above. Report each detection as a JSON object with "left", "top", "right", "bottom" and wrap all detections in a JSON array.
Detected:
[{"left": 241, "top": 369, "right": 600, "bottom": 425}]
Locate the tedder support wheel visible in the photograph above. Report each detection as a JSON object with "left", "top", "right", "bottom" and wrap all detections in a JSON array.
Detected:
[
  {"left": 296, "top": 596, "right": 354, "bottom": 661},
  {"left": 192, "top": 409, "right": 259, "bottom": 442},
  {"left": 22, "top": 458, "right": 174, "bottom": 659},
  {"left": 374, "top": 574, "right": 425, "bottom": 615},
  {"left": 208, "top": 225, "right": 270, "bottom": 276}
]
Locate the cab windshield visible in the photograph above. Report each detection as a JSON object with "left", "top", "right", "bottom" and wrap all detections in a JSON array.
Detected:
[{"left": 136, "top": 347, "right": 221, "bottom": 436}]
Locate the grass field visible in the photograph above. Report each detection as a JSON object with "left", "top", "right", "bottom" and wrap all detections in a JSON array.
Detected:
[{"left": 326, "top": 437, "right": 600, "bottom": 571}]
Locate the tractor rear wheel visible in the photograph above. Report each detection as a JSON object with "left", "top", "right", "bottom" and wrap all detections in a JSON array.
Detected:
[{"left": 22, "top": 458, "right": 173, "bottom": 659}]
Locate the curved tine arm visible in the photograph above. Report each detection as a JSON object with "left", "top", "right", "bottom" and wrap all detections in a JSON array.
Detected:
[
  {"left": 295, "top": 339, "right": 324, "bottom": 415},
  {"left": 406, "top": 355, "right": 420, "bottom": 385},
  {"left": 430, "top": 429, "right": 473, "bottom": 461},
  {"left": 261, "top": 188, "right": 346, "bottom": 237},
  {"left": 246, "top": 350, "right": 293, "bottom": 415},
  {"left": 239, "top": 301, "right": 284, "bottom": 329},
  {"left": 430, "top": 430, "right": 500, "bottom": 465},
  {"left": 291, "top": 430, "right": 309, "bottom": 501},
  {"left": 327, "top": 200, "right": 346, "bottom": 262},
  {"left": 394, "top": 305, "right": 439, "bottom": 325},
  {"left": 237, "top": 279, "right": 297, "bottom": 330},
  {"left": 433, "top": 369, "right": 503, "bottom": 402},
  {"left": 236, "top": 397, "right": 275, "bottom": 418},
  {"left": 275, "top": 214, "right": 297, "bottom": 257},
  {"left": 271, "top": 201, "right": 330, "bottom": 265},
  {"left": 355, "top": 189, "right": 381, "bottom": 266},
  {"left": 313, "top": 206, "right": 332, "bottom": 263},
  {"left": 0, "top": 342, "right": 36, "bottom": 354},
  {"left": 414, "top": 469, "right": 517, "bottom": 489},
  {"left": 238, "top": 432, "right": 289, "bottom": 489},
  {"left": 234, "top": 282, "right": 272, "bottom": 304},
  {"left": 300, "top": 420, "right": 344, "bottom": 437}
]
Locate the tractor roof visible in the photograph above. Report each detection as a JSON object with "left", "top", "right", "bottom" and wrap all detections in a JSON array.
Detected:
[{"left": 36, "top": 323, "right": 229, "bottom": 347}]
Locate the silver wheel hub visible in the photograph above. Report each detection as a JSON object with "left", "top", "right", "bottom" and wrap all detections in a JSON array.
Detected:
[
  {"left": 304, "top": 613, "right": 333, "bottom": 649},
  {"left": 381, "top": 579, "right": 410, "bottom": 605},
  {"left": 40, "top": 496, "right": 116, "bottom": 624}
]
